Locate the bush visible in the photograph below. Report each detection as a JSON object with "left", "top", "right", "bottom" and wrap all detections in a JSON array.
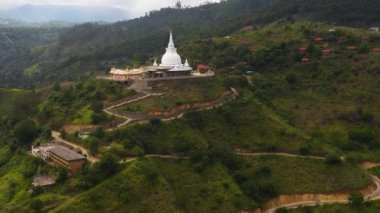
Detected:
[
  {"left": 285, "top": 72, "right": 298, "bottom": 85},
  {"left": 325, "top": 153, "right": 342, "bottom": 165},
  {"left": 13, "top": 119, "right": 39, "bottom": 146},
  {"left": 30, "top": 198, "right": 43, "bottom": 212},
  {"left": 299, "top": 146, "right": 311, "bottom": 155},
  {"left": 348, "top": 192, "right": 364, "bottom": 207},
  {"left": 349, "top": 128, "right": 375, "bottom": 144},
  {"left": 56, "top": 167, "right": 69, "bottom": 183}
]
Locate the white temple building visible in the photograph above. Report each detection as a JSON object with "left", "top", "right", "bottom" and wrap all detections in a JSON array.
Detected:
[
  {"left": 145, "top": 31, "right": 193, "bottom": 78},
  {"left": 107, "top": 31, "right": 214, "bottom": 81}
]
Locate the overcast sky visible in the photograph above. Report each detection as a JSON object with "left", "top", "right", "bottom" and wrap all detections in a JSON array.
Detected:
[{"left": 0, "top": 0, "right": 219, "bottom": 17}]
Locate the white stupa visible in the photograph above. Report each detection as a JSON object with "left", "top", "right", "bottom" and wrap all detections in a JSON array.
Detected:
[{"left": 159, "top": 31, "right": 192, "bottom": 72}]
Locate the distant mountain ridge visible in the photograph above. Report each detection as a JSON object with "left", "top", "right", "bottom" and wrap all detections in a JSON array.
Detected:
[
  {"left": 0, "top": 18, "right": 75, "bottom": 28},
  {"left": 0, "top": 4, "right": 130, "bottom": 23}
]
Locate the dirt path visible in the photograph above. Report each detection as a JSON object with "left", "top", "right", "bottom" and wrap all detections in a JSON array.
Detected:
[
  {"left": 46, "top": 132, "right": 380, "bottom": 212},
  {"left": 52, "top": 87, "right": 380, "bottom": 211},
  {"left": 235, "top": 152, "right": 325, "bottom": 160},
  {"left": 103, "top": 88, "right": 236, "bottom": 131},
  {"left": 103, "top": 93, "right": 154, "bottom": 130}
]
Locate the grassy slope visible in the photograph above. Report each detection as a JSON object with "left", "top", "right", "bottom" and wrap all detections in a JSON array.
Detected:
[
  {"left": 118, "top": 77, "right": 225, "bottom": 113},
  {"left": 53, "top": 159, "right": 181, "bottom": 213},
  {"left": 233, "top": 21, "right": 380, "bottom": 159},
  {"left": 244, "top": 156, "right": 370, "bottom": 194},
  {"left": 52, "top": 157, "right": 370, "bottom": 212},
  {"left": 0, "top": 88, "right": 32, "bottom": 116}
]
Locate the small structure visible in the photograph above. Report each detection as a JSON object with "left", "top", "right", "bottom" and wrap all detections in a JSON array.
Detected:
[
  {"left": 322, "top": 49, "right": 333, "bottom": 55},
  {"left": 197, "top": 64, "right": 211, "bottom": 72},
  {"left": 370, "top": 27, "right": 379, "bottom": 32},
  {"left": 314, "top": 37, "right": 323, "bottom": 44},
  {"left": 373, "top": 48, "right": 380, "bottom": 53},
  {"left": 48, "top": 145, "right": 86, "bottom": 173},
  {"left": 347, "top": 46, "right": 358, "bottom": 52},
  {"left": 298, "top": 47, "right": 307, "bottom": 53},
  {"left": 109, "top": 67, "right": 144, "bottom": 80},
  {"left": 32, "top": 166, "right": 56, "bottom": 188},
  {"left": 301, "top": 57, "right": 310, "bottom": 63},
  {"left": 240, "top": 25, "right": 255, "bottom": 32}
]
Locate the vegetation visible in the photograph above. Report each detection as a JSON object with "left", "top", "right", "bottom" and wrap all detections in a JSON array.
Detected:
[
  {"left": 49, "top": 155, "right": 370, "bottom": 212},
  {"left": 38, "top": 79, "right": 134, "bottom": 128},
  {"left": 0, "top": 0, "right": 380, "bottom": 212}
]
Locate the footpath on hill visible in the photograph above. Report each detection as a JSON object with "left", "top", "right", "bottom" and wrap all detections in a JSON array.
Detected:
[{"left": 50, "top": 87, "right": 380, "bottom": 212}]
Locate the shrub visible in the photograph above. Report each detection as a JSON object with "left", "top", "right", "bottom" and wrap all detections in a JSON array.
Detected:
[
  {"left": 325, "top": 153, "right": 342, "bottom": 165},
  {"left": 349, "top": 128, "right": 375, "bottom": 144},
  {"left": 348, "top": 192, "right": 364, "bottom": 207},
  {"left": 285, "top": 72, "right": 298, "bottom": 85},
  {"left": 13, "top": 119, "right": 39, "bottom": 146}
]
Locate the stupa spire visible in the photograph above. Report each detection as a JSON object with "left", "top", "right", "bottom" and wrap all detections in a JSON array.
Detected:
[{"left": 168, "top": 30, "right": 175, "bottom": 47}]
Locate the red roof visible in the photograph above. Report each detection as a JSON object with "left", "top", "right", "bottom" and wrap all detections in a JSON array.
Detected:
[
  {"left": 299, "top": 47, "right": 307, "bottom": 52},
  {"left": 373, "top": 48, "right": 380, "bottom": 52},
  {"left": 322, "top": 49, "right": 333, "bottom": 54},
  {"left": 197, "top": 64, "right": 210, "bottom": 70},
  {"left": 315, "top": 37, "right": 323, "bottom": 43},
  {"left": 301, "top": 57, "right": 310, "bottom": 63},
  {"left": 241, "top": 25, "right": 254, "bottom": 32},
  {"left": 347, "top": 46, "right": 357, "bottom": 50}
]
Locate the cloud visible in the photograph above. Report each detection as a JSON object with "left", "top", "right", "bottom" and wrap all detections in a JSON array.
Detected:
[{"left": 0, "top": 0, "right": 219, "bottom": 17}]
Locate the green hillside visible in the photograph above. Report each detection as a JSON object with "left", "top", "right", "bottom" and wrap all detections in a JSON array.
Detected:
[
  {"left": 1, "top": 0, "right": 379, "bottom": 88},
  {"left": 0, "top": 0, "right": 379, "bottom": 212},
  {"left": 51, "top": 156, "right": 368, "bottom": 212}
]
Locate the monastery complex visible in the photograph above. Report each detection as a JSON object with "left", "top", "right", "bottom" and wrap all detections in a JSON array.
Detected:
[{"left": 102, "top": 31, "right": 214, "bottom": 87}]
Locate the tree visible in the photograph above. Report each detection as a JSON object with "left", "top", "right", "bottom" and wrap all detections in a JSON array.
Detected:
[
  {"left": 13, "top": 119, "right": 39, "bottom": 146},
  {"left": 98, "top": 154, "right": 119, "bottom": 176},
  {"left": 88, "top": 137, "right": 100, "bottom": 155},
  {"left": 175, "top": 0, "right": 182, "bottom": 9},
  {"left": 348, "top": 192, "right": 364, "bottom": 207},
  {"left": 325, "top": 153, "right": 342, "bottom": 165},
  {"left": 56, "top": 167, "right": 69, "bottom": 183}
]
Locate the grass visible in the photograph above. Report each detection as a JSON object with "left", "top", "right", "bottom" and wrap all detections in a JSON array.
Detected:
[
  {"left": 119, "top": 77, "right": 225, "bottom": 113},
  {"left": 50, "top": 156, "right": 370, "bottom": 212},
  {"left": 0, "top": 88, "right": 32, "bottom": 116},
  {"left": 241, "top": 156, "right": 370, "bottom": 194},
  {"left": 52, "top": 159, "right": 181, "bottom": 213}
]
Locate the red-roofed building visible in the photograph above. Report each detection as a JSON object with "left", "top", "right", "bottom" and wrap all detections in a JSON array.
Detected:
[
  {"left": 299, "top": 47, "right": 307, "bottom": 53},
  {"left": 197, "top": 64, "right": 211, "bottom": 71},
  {"left": 322, "top": 49, "right": 333, "bottom": 54},
  {"left": 315, "top": 37, "right": 323, "bottom": 44},
  {"left": 301, "top": 57, "right": 310, "bottom": 63},
  {"left": 347, "top": 46, "right": 358, "bottom": 51},
  {"left": 373, "top": 48, "right": 380, "bottom": 53},
  {"left": 241, "top": 25, "right": 255, "bottom": 32}
]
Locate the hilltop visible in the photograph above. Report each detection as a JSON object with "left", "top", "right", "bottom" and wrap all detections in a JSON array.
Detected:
[{"left": 0, "top": 0, "right": 379, "bottom": 88}]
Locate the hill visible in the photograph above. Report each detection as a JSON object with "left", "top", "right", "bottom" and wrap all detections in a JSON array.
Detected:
[
  {"left": 0, "top": 4, "right": 130, "bottom": 23},
  {"left": 0, "top": 18, "right": 379, "bottom": 213},
  {"left": 1, "top": 0, "right": 380, "bottom": 88},
  {"left": 256, "top": 0, "right": 380, "bottom": 27}
]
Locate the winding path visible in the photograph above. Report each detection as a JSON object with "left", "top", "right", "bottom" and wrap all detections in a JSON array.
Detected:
[
  {"left": 48, "top": 131, "right": 380, "bottom": 212},
  {"left": 51, "top": 88, "right": 380, "bottom": 212},
  {"left": 102, "top": 88, "right": 236, "bottom": 131}
]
